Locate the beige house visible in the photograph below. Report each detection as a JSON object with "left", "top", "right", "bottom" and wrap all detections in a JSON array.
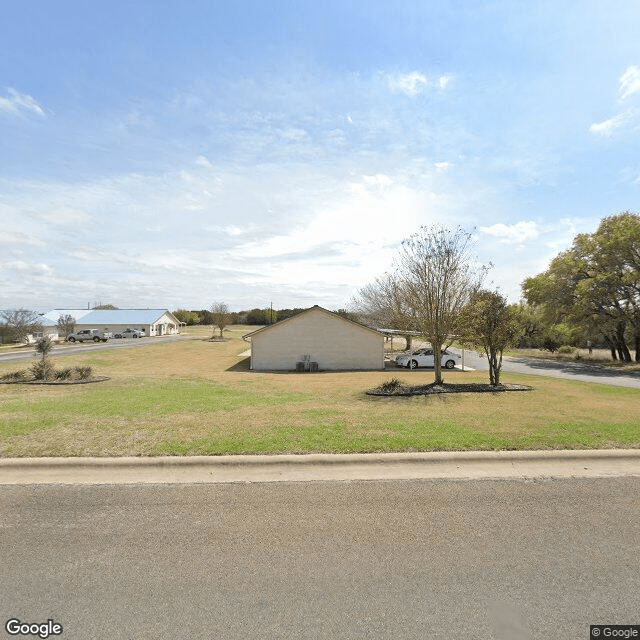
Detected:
[{"left": 243, "top": 305, "right": 385, "bottom": 371}]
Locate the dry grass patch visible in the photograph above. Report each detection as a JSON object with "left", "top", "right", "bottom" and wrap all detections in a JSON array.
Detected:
[{"left": 1, "top": 325, "right": 639, "bottom": 456}]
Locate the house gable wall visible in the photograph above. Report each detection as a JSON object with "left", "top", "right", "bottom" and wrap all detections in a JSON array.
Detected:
[{"left": 250, "top": 308, "right": 384, "bottom": 371}]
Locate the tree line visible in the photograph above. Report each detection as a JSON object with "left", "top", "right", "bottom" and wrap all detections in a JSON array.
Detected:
[{"left": 172, "top": 306, "right": 358, "bottom": 328}]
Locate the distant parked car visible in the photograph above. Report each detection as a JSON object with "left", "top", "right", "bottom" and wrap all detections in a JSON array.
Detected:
[
  {"left": 395, "top": 348, "right": 460, "bottom": 370},
  {"left": 113, "top": 328, "right": 145, "bottom": 339},
  {"left": 66, "top": 329, "right": 110, "bottom": 343}
]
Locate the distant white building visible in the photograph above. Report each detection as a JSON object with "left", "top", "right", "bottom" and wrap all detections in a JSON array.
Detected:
[
  {"left": 243, "top": 305, "right": 385, "bottom": 371},
  {"left": 36, "top": 309, "right": 181, "bottom": 340}
]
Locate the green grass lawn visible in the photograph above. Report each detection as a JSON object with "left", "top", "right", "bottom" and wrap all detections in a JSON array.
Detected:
[{"left": 0, "top": 326, "right": 638, "bottom": 457}]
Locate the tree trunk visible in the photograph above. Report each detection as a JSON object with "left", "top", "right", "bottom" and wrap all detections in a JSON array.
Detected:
[
  {"left": 635, "top": 327, "right": 640, "bottom": 363},
  {"left": 405, "top": 335, "right": 412, "bottom": 350},
  {"left": 487, "top": 348, "right": 502, "bottom": 386},
  {"left": 616, "top": 322, "right": 632, "bottom": 362},
  {"left": 487, "top": 351, "right": 498, "bottom": 387},
  {"left": 433, "top": 343, "right": 443, "bottom": 385},
  {"left": 603, "top": 335, "right": 617, "bottom": 360}
]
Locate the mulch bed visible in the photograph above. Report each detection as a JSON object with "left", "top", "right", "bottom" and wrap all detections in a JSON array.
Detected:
[
  {"left": 0, "top": 376, "right": 110, "bottom": 385},
  {"left": 367, "top": 382, "right": 533, "bottom": 396}
]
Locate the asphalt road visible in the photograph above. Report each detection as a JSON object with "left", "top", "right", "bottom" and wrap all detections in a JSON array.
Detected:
[
  {"left": 2, "top": 477, "right": 639, "bottom": 639},
  {"left": 0, "top": 334, "right": 187, "bottom": 363},
  {"left": 453, "top": 348, "right": 640, "bottom": 388}
]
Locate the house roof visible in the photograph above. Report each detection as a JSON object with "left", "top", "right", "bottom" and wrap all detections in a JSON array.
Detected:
[
  {"left": 242, "top": 305, "right": 383, "bottom": 340},
  {"left": 39, "top": 309, "right": 178, "bottom": 326}
]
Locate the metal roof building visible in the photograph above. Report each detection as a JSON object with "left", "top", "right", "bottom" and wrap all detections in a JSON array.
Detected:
[{"left": 39, "top": 309, "right": 181, "bottom": 337}]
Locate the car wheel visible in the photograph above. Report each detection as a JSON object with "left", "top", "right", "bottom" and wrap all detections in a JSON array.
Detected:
[
  {"left": 445, "top": 359, "right": 455, "bottom": 369},
  {"left": 133, "top": 334, "right": 138, "bottom": 338},
  {"left": 67, "top": 337, "right": 75, "bottom": 343},
  {"left": 409, "top": 359, "right": 418, "bottom": 369},
  {"left": 93, "top": 336, "right": 101, "bottom": 342}
]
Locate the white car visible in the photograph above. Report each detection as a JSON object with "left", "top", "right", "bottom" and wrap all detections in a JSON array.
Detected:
[{"left": 395, "top": 348, "right": 460, "bottom": 370}]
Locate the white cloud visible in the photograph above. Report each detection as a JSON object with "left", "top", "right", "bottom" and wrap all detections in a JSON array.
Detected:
[
  {"left": 589, "top": 110, "right": 633, "bottom": 136},
  {"left": 619, "top": 65, "right": 640, "bottom": 101},
  {"left": 438, "top": 75, "right": 453, "bottom": 89},
  {"left": 434, "top": 161, "right": 451, "bottom": 171},
  {"left": 0, "top": 88, "right": 45, "bottom": 117},
  {"left": 386, "top": 71, "right": 452, "bottom": 97},
  {"left": 234, "top": 175, "right": 437, "bottom": 287},
  {"left": 480, "top": 221, "right": 539, "bottom": 245},
  {"left": 387, "top": 71, "right": 428, "bottom": 97},
  {"left": 362, "top": 174, "right": 393, "bottom": 188}
]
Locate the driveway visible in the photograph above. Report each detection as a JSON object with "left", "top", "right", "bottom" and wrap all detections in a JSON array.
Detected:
[{"left": 455, "top": 348, "right": 640, "bottom": 388}]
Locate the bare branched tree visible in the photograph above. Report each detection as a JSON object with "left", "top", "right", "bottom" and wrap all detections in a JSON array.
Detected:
[
  {"left": 210, "top": 302, "right": 231, "bottom": 338},
  {"left": 354, "top": 273, "right": 417, "bottom": 349},
  {"left": 398, "top": 226, "right": 487, "bottom": 384},
  {"left": 0, "top": 309, "right": 43, "bottom": 343},
  {"left": 56, "top": 314, "right": 76, "bottom": 338},
  {"left": 358, "top": 226, "right": 487, "bottom": 385}
]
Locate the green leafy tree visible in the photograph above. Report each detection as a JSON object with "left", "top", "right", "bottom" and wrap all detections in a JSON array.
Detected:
[
  {"left": 458, "top": 291, "right": 521, "bottom": 386},
  {"left": 510, "top": 303, "right": 545, "bottom": 348},
  {"left": 245, "top": 308, "right": 278, "bottom": 325},
  {"left": 523, "top": 211, "right": 640, "bottom": 361},
  {"left": 173, "top": 310, "right": 202, "bottom": 326}
]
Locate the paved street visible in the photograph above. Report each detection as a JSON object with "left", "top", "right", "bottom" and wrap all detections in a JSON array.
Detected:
[
  {"left": 454, "top": 348, "right": 640, "bottom": 388},
  {"left": 2, "top": 477, "right": 639, "bottom": 639},
  {"left": 0, "top": 334, "right": 187, "bottom": 363}
]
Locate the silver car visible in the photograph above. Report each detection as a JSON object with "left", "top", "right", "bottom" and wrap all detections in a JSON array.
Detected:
[{"left": 113, "top": 328, "right": 144, "bottom": 339}]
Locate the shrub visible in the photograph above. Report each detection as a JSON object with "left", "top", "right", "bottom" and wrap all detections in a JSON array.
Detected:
[
  {"left": 55, "top": 367, "right": 74, "bottom": 380},
  {"left": 30, "top": 359, "right": 55, "bottom": 380},
  {"left": 557, "top": 345, "right": 575, "bottom": 355},
  {"left": 1, "top": 369, "right": 29, "bottom": 381},
  {"left": 74, "top": 366, "right": 93, "bottom": 380},
  {"left": 377, "top": 378, "right": 405, "bottom": 393}
]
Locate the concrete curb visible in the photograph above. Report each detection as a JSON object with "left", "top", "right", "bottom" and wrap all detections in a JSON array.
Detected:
[
  {"left": 1, "top": 450, "right": 639, "bottom": 485},
  {"left": 1, "top": 448, "right": 640, "bottom": 468}
]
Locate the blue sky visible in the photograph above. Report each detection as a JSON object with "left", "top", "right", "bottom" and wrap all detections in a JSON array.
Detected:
[{"left": 2, "top": 1, "right": 639, "bottom": 311}]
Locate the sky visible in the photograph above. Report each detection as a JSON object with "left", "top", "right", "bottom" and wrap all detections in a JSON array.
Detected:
[{"left": 2, "top": 1, "right": 639, "bottom": 312}]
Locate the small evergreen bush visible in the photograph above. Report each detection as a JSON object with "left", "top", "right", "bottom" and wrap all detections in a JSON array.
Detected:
[
  {"left": 74, "top": 366, "right": 93, "bottom": 380},
  {"left": 55, "top": 367, "right": 74, "bottom": 380},
  {"left": 1, "top": 369, "right": 29, "bottom": 381},
  {"left": 557, "top": 345, "right": 574, "bottom": 355},
  {"left": 377, "top": 378, "right": 405, "bottom": 393},
  {"left": 30, "top": 359, "right": 55, "bottom": 380}
]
